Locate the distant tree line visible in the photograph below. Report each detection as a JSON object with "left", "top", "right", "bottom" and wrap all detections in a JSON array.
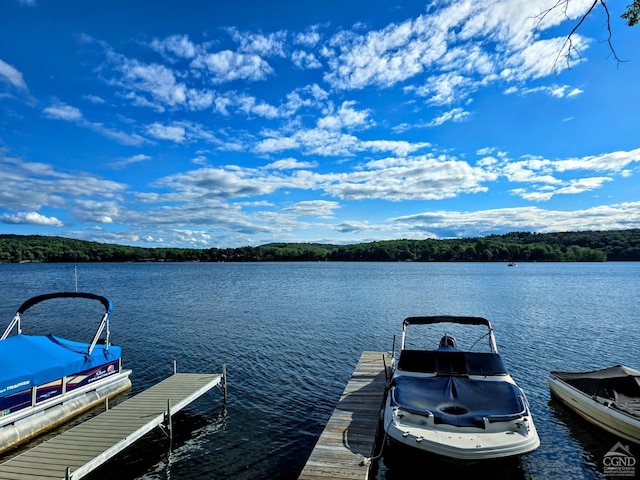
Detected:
[{"left": 0, "top": 229, "right": 639, "bottom": 264}]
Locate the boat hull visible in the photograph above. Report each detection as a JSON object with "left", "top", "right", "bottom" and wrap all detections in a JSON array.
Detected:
[
  {"left": 0, "top": 369, "right": 131, "bottom": 454},
  {"left": 548, "top": 373, "right": 640, "bottom": 444},
  {"left": 383, "top": 393, "right": 539, "bottom": 461}
]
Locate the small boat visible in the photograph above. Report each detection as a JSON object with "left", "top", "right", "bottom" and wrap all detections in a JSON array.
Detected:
[
  {"left": 383, "top": 315, "right": 540, "bottom": 461},
  {"left": 548, "top": 365, "right": 640, "bottom": 444},
  {"left": 507, "top": 262, "right": 517, "bottom": 267},
  {"left": 0, "top": 292, "right": 132, "bottom": 453}
]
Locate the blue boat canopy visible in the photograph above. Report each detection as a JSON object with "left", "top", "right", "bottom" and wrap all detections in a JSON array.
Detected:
[
  {"left": 0, "top": 335, "right": 121, "bottom": 396},
  {"left": 0, "top": 292, "right": 121, "bottom": 398}
]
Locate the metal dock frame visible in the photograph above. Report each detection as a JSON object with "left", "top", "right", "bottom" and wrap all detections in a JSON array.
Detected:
[{"left": 0, "top": 363, "right": 228, "bottom": 480}]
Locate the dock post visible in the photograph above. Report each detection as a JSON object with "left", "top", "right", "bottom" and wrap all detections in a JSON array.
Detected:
[
  {"left": 66, "top": 467, "right": 71, "bottom": 479},
  {"left": 159, "top": 398, "right": 174, "bottom": 444},
  {"left": 173, "top": 360, "right": 177, "bottom": 375},
  {"left": 166, "top": 399, "right": 173, "bottom": 441}
]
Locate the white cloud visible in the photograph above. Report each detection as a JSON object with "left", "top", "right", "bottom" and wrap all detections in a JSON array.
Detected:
[
  {"left": 43, "top": 103, "right": 83, "bottom": 121},
  {"left": 228, "top": 28, "right": 287, "bottom": 57},
  {"left": 0, "top": 211, "right": 63, "bottom": 226},
  {"left": 501, "top": 37, "right": 584, "bottom": 81},
  {"left": 324, "top": 16, "right": 447, "bottom": 89},
  {"left": 291, "top": 50, "right": 322, "bottom": 69},
  {"left": 254, "top": 125, "right": 428, "bottom": 157},
  {"left": 321, "top": 0, "right": 596, "bottom": 106},
  {"left": 150, "top": 34, "right": 198, "bottom": 59},
  {"left": 0, "top": 155, "right": 127, "bottom": 214},
  {"left": 110, "top": 154, "right": 152, "bottom": 169},
  {"left": 409, "top": 73, "right": 477, "bottom": 106},
  {"left": 253, "top": 136, "right": 300, "bottom": 154},
  {"left": 0, "top": 59, "right": 27, "bottom": 90},
  {"left": 283, "top": 200, "right": 340, "bottom": 218},
  {"left": 317, "top": 101, "right": 372, "bottom": 130},
  {"left": 83, "top": 94, "right": 106, "bottom": 104},
  {"left": 508, "top": 83, "right": 584, "bottom": 98},
  {"left": 42, "top": 100, "right": 147, "bottom": 146},
  {"left": 553, "top": 148, "right": 640, "bottom": 172},
  {"left": 428, "top": 107, "right": 470, "bottom": 127},
  {"left": 192, "top": 50, "right": 273, "bottom": 83},
  {"left": 154, "top": 166, "right": 292, "bottom": 199},
  {"left": 392, "top": 201, "right": 640, "bottom": 236},
  {"left": 146, "top": 123, "right": 186, "bottom": 143},
  {"left": 145, "top": 121, "right": 218, "bottom": 144},
  {"left": 120, "top": 60, "right": 188, "bottom": 106},
  {"left": 295, "top": 28, "right": 322, "bottom": 47},
  {"left": 333, "top": 220, "right": 373, "bottom": 233},
  {"left": 325, "top": 155, "right": 496, "bottom": 201},
  {"left": 554, "top": 176, "right": 612, "bottom": 195},
  {"left": 264, "top": 158, "right": 317, "bottom": 170}
]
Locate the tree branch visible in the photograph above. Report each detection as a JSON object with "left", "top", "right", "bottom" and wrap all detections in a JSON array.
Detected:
[{"left": 536, "top": 0, "right": 627, "bottom": 73}]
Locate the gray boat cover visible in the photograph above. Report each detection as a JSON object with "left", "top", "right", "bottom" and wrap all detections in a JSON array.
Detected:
[
  {"left": 551, "top": 365, "right": 640, "bottom": 402},
  {"left": 391, "top": 376, "right": 526, "bottom": 428}
]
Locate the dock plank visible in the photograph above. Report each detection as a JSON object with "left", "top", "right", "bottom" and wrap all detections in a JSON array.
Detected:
[
  {"left": 298, "top": 351, "right": 391, "bottom": 480},
  {"left": 0, "top": 372, "right": 223, "bottom": 480}
]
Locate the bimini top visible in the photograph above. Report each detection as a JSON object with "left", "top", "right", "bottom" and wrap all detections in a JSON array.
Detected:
[
  {"left": 0, "top": 292, "right": 121, "bottom": 397},
  {"left": 403, "top": 316, "right": 492, "bottom": 328},
  {"left": 16, "top": 292, "right": 112, "bottom": 316},
  {"left": 551, "top": 365, "right": 640, "bottom": 402},
  {"left": 401, "top": 315, "right": 498, "bottom": 353}
]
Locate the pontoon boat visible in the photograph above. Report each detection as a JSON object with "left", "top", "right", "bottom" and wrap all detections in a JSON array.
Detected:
[{"left": 0, "top": 292, "right": 132, "bottom": 453}]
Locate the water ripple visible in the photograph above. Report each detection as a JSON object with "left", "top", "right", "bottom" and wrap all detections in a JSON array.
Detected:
[{"left": 0, "top": 262, "right": 637, "bottom": 479}]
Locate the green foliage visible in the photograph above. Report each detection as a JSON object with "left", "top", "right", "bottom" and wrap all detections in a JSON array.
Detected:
[
  {"left": 622, "top": 0, "right": 640, "bottom": 26},
  {"left": 0, "top": 229, "right": 638, "bottom": 263}
]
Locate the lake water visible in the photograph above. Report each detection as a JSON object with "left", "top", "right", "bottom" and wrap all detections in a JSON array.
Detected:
[{"left": 0, "top": 262, "right": 638, "bottom": 479}]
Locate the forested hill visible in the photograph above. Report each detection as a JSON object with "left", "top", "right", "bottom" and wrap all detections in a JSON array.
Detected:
[{"left": 1, "top": 229, "right": 639, "bottom": 263}]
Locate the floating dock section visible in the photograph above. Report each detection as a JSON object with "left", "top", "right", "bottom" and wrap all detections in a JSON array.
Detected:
[
  {"left": 0, "top": 366, "right": 226, "bottom": 480},
  {"left": 299, "top": 351, "right": 392, "bottom": 480}
]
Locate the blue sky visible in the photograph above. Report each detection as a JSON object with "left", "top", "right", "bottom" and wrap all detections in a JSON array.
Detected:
[{"left": 1, "top": 0, "right": 639, "bottom": 248}]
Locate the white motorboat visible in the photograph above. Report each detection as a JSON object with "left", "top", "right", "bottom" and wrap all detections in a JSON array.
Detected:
[
  {"left": 548, "top": 365, "right": 640, "bottom": 444},
  {"left": 383, "top": 315, "right": 540, "bottom": 461},
  {"left": 0, "top": 292, "right": 132, "bottom": 453}
]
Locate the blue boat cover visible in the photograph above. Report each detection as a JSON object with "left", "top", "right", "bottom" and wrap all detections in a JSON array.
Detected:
[
  {"left": 0, "top": 334, "right": 121, "bottom": 398},
  {"left": 391, "top": 376, "right": 525, "bottom": 428}
]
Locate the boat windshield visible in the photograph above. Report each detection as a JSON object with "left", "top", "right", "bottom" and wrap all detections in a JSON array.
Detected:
[{"left": 401, "top": 317, "right": 497, "bottom": 353}]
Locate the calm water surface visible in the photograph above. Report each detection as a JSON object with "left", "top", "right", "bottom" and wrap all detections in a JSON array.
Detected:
[{"left": 0, "top": 262, "right": 638, "bottom": 479}]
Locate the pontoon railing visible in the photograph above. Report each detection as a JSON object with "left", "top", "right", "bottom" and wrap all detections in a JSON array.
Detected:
[{"left": 1, "top": 292, "right": 113, "bottom": 354}]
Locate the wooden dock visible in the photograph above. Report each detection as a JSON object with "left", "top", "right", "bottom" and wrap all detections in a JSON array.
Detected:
[
  {"left": 0, "top": 370, "right": 226, "bottom": 480},
  {"left": 299, "top": 351, "right": 392, "bottom": 480}
]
